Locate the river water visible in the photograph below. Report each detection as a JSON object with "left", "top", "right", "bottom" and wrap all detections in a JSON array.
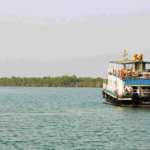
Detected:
[{"left": 0, "top": 87, "right": 149, "bottom": 150}]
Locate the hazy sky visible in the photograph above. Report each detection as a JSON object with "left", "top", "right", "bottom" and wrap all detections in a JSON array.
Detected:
[{"left": 0, "top": 0, "right": 150, "bottom": 77}]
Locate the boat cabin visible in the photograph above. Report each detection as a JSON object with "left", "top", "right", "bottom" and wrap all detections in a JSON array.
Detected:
[{"left": 108, "top": 54, "right": 150, "bottom": 79}]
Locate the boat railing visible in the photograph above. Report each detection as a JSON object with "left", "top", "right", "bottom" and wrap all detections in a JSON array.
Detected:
[
  {"left": 124, "top": 91, "right": 150, "bottom": 97},
  {"left": 108, "top": 69, "right": 150, "bottom": 79}
]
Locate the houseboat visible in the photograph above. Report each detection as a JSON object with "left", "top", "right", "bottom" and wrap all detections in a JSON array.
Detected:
[{"left": 102, "top": 50, "right": 150, "bottom": 107}]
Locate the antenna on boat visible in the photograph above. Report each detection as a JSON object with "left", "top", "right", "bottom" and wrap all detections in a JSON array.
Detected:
[{"left": 121, "top": 49, "right": 129, "bottom": 61}]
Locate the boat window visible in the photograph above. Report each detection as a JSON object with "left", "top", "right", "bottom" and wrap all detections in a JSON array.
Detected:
[
  {"left": 126, "top": 64, "right": 133, "bottom": 70},
  {"left": 145, "top": 64, "right": 150, "bottom": 71}
]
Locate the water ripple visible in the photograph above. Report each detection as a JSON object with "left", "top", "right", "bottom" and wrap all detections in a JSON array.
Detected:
[{"left": 0, "top": 87, "right": 149, "bottom": 150}]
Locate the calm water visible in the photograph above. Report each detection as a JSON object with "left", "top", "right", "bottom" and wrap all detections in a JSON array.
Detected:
[{"left": 0, "top": 87, "right": 149, "bottom": 150}]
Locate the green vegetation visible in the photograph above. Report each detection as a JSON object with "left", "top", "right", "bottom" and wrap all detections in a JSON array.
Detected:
[{"left": 0, "top": 75, "right": 103, "bottom": 87}]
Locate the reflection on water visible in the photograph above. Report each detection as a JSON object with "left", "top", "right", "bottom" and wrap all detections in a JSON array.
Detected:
[{"left": 0, "top": 87, "right": 149, "bottom": 150}]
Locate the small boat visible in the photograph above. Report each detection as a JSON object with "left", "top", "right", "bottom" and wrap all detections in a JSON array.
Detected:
[{"left": 102, "top": 50, "right": 150, "bottom": 107}]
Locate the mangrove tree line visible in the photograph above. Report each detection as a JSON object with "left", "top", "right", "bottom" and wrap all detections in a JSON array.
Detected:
[{"left": 0, "top": 75, "right": 103, "bottom": 87}]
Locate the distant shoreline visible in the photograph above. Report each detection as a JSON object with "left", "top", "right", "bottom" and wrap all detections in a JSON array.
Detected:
[{"left": 0, "top": 75, "right": 104, "bottom": 88}]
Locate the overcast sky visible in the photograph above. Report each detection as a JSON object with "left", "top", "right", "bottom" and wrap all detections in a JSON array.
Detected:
[{"left": 0, "top": 0, "right": 150, "bottom": 77}]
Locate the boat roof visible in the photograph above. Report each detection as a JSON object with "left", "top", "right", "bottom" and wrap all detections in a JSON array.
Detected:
[{"left": 109, "top": 60, "right": 150, "bottom": 65}]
